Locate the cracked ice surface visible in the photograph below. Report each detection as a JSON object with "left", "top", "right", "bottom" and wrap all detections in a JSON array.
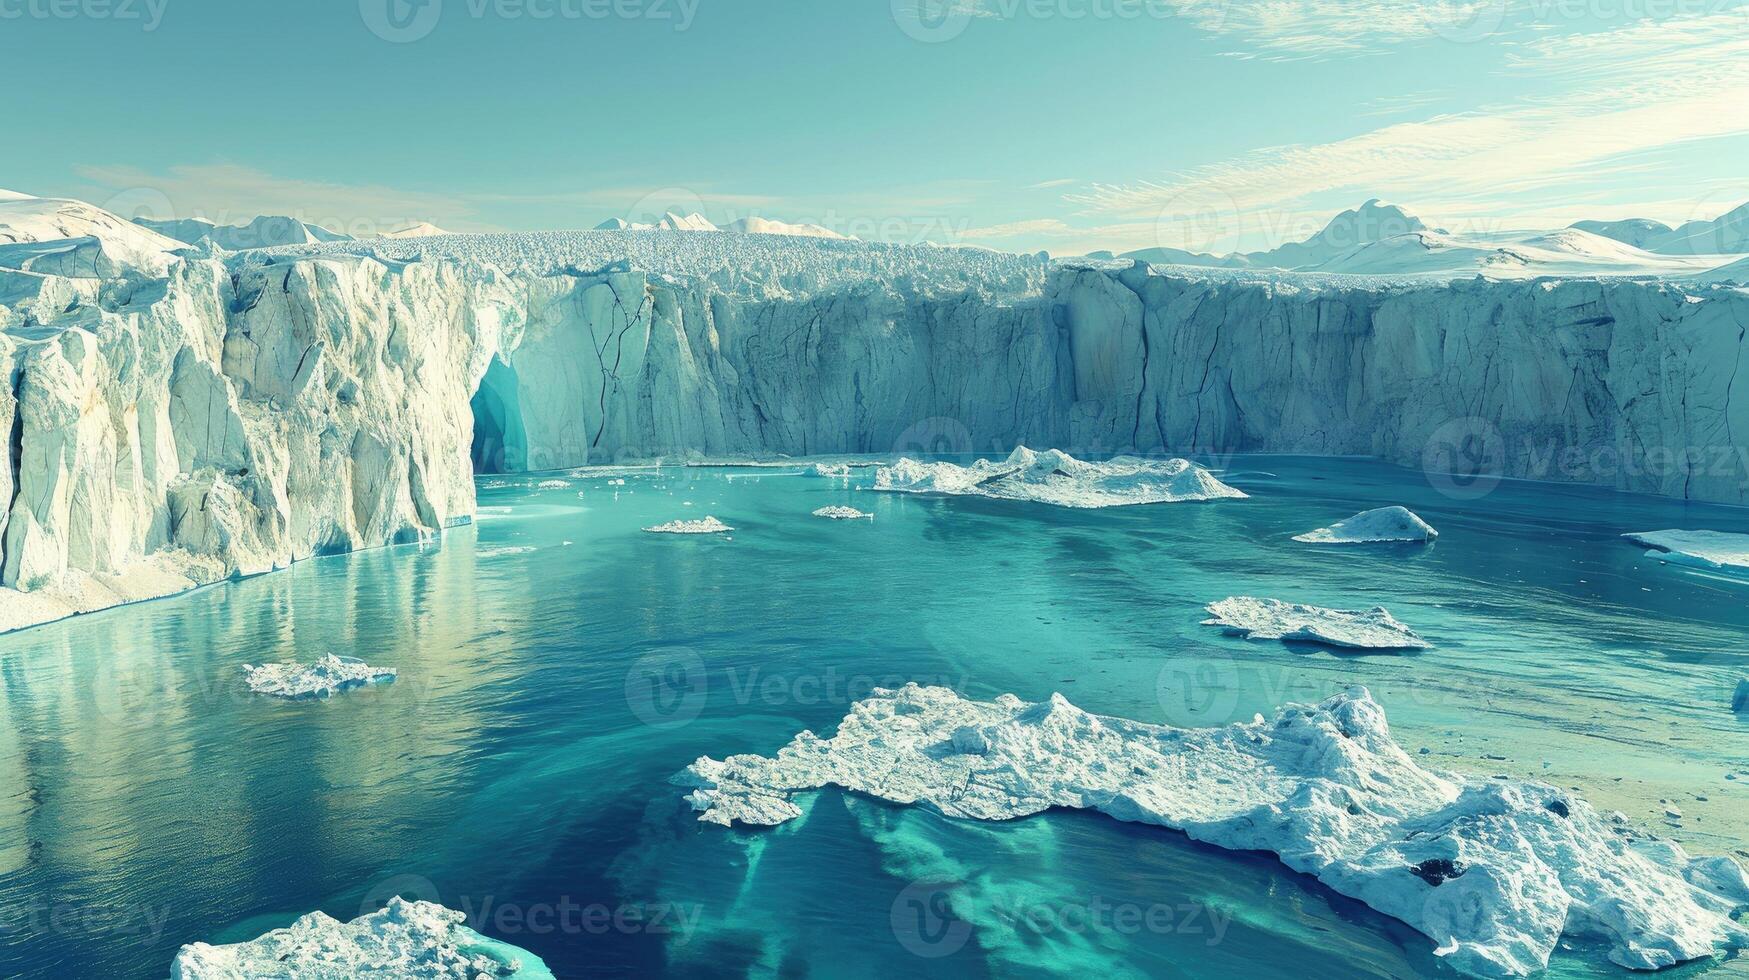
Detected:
[
  {"left": 1294, "top": 506, "right": 1438, "bottom": 544},
  {"left": 872, "top": 448, "right": 1246, "bottom": 509},
  {"left": 643, "top": 517, "right": 733, "bottom": 534},
  {"left": 171, "top": 897, "right": 551, "bottom": 979},
  {"left": 1203, "top": 596, "right": 1430, "bottom": 650},
  {"left": 241, "top": 654, "right": 397, "bottom": 699},
  {"left": 1623, "top": 529, "right": 1749, "bottom": 572},
  {"left": 674, "top": 684, "right": 1749, "bottom": 977}
]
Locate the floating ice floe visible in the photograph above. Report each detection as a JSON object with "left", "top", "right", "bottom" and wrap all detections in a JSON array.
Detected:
[
  {"left": 1623, "top": 530, "right": 1749, "bottom": 573},
  {"left": 674, "top": 683, "right": 1749, "bottom": 978},
  {"left": 477, "top": 545, "right": 537, "bottom": 559},
  {"left": 536, "top": 479, "right": 570, "bottom": 489},
  {"left": 644, "top": 517, "right": 733, "bottom": 534},
  {"left": 812, "top": 506, "right": 873, "bottom": 520},
  {"left": 1294, "top": 506, "right": 1438, "bottom": 544},
  {"left": 1203, "top": 596, "right": 1430, "bottom": 650},
  {"left": 872, "top": 447, "right": 1246, "bottom": 509},
  {"left": 241, "top": 654, "right": 397, "bottom": 699},
  {"left": 808, "top": 463, "right": 853, "bottom": 478},
  {"left": 171, "top": 897, "right": 553, "bottom": 979}
]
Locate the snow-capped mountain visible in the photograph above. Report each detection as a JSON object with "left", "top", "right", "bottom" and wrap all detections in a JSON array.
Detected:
[
  {"left": 725, "top": 217, "right": 851, "bottom": 240},
  {"left": 0, "top": 189, "right": 183, "bottom": 276},
  {"left": 137, "top": 214, "right": 352, "bottom": 250},
  {"left": 376, "top": 221, "right": 450, "bottom": 239},
  {"left": 1116, "top": 199, "right": 1429, "bottom": 272},
  {"left": 596, "top": 211, "right": 720, "bottom": 232},
  {"left": 1570, "top": 201, "right": 1749, "bottom": 255}
]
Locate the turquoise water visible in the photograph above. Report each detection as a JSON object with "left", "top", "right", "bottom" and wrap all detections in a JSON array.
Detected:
[{"left": 1, "top": 456, "right": 1747, "bottom": 978}]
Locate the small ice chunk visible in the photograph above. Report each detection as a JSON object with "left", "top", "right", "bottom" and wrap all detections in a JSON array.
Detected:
[
  {"left": 171, "top": 897, "right": 552, "bottom": 979},
  {"left": 241, "top": 654, "right": 397, "bottom": 699},
  {"left": 675, "top": 684, "right": 1749, "bottom": 977},
  {"left": 809, "top": 463, "right": 853, "bottom": 478},
  {"left": 812, "top": 506, "right": 873, "bottom": 520},
  {"left": 1294, "top": 506, "right": 1439, "bottom": 544},
  {"left": 873, "top": 447, "right": 1246, "bottom": 509},
  {"left": 1203, "top": 596, "right": 1430, "bottom": 650},
  {"left": 1623, "top": 530, "right": 1749, "bottom": 572},
  {"left": 644, "top": 516, "right": 733, "bottom": 534},
  {"left": 536, "top": 479, "right": 569, "bottom": 489}
]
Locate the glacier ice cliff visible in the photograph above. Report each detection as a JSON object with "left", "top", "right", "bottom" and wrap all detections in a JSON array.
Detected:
[
  {"left": 3, "top": 209, "right": 1749, "bottom": 630},
  {"left": 673, "top": 683, "right": 1749, "bottom": 977}
]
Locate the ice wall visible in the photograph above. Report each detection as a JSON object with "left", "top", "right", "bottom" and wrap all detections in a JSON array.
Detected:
[{"left": 2, "top": 237, "right": 1745, "bottom": 629}]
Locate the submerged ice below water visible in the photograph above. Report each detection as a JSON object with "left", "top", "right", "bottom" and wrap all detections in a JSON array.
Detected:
[{"left": 1, "top": 456, "right": 1747, "bottom": 979}]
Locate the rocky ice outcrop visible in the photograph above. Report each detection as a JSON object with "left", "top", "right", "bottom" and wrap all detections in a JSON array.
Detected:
[
  {"left": 673, "top": 684, "right": 1749, "bottom": 977},
  {"left": 1203, "top": 596, "right": 1430, "bottom": 649},
  {"left": 873, "top": 447, "right": 1247, "bottom": 508},
  {"left": 1294, "top": 506, "right": 1439, "bottom": 544},
  {"left": 1623, "top": 529, "right": 1749, "bottom": 572},
  {"left": 241, "top": 654, "right": 397, "bottom": 699},
  {"left": 812, "top": 506, "right": 872, "bottom": 520},
  {"left": 644, "top": 517, "right": 733, "bottom": 534},
  {"left": 5, "top": 198, "right": 1749, "bottom": 631},
  {"left": 170, "top": 897, "right": 552, "bottom": 979}
]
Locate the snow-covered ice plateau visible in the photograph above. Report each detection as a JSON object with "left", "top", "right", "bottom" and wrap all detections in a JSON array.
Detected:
[
  {"left": 1294, "top": 506, "right": 1438, "bottom": 544},
  {"left": 873, "top": 447, "right": 1247, "bottom": 508},
  {"left": 170, "top": 897, "right": 552, "bottom": 979},
  {"left": 674, "top": 683, "right": 1749, "bottom": 977},
  {"left": 1623, "top": 529, "right": 1749, "bottom": 573},
  {"left": 1203, "top": 596, "right": 1431, "bottom": 650}
]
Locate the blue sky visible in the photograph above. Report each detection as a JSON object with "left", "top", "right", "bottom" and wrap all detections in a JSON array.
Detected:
[{"left": 4, "top": 0, "right": 1746, "bottom": 254}]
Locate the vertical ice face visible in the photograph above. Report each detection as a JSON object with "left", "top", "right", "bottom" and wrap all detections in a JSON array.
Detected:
[{"left": 2, "top": 225, "right": 1747, "bottom": 629}]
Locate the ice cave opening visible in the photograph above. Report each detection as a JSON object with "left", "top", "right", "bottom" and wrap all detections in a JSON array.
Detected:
[{"left": 470, "top": 358, "right": 528, "bottom": 475}]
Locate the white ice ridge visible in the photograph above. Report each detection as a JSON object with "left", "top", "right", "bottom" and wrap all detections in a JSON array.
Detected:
[
  {"left": 643, "top": 516, "right": 733, "bottom": 534},
  {"left": 171, "top": 897, "right": 553, "bottom": 979},
  {"left": 674, "top": 684, "right": 1749, "bottom": 977},
  {"left": 241, "top": 654, "right": 398, "bottom": 699},
  {"left": 1294, "top": 506, "right": 1438, "bottom": 544},
  {"left": 1623, "top": 529, "right": 1749, "bottom": 572},
  {"left": 812, "top": 506, "right": 873, "bottom": 520},
  {"left": 1203, "top": 596, "right": 1430, "bottom": 650},
  {"left": 873, "top": 448, "right": 1247, "bottom": 509}
]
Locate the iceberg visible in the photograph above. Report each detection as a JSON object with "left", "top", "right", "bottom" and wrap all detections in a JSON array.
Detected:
[
  {"left": 1294, "top": 506, "right": 1439, "bottom": 544},
  {"left": 812, "top": 506, "right": 873, "bottom": 520},
  {"left": 1203, "top": 596, "right": 1430, "bottom": 650},
  {"left": 643, "top": 516, "right": 733, "bottom": 534},
  {"left": 673, "top": 683, "right": 1749, "bottom": 977},
  {"left": 241, "top": 654, "right": 398, "bottom": 699},
  {"left": 1623, "top": 529, "right": 1749, "bottom": 573},
  {"left": 170, "top": 897, "right": 553, "bottom": 979},
  {"left": 873, "top": 448, "right": 1246, "bottom": 509}
]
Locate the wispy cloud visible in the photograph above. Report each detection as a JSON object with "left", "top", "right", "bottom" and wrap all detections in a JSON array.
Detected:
[{"left": 1067, "top": 9, "right": 1749, "bottom": 245}]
